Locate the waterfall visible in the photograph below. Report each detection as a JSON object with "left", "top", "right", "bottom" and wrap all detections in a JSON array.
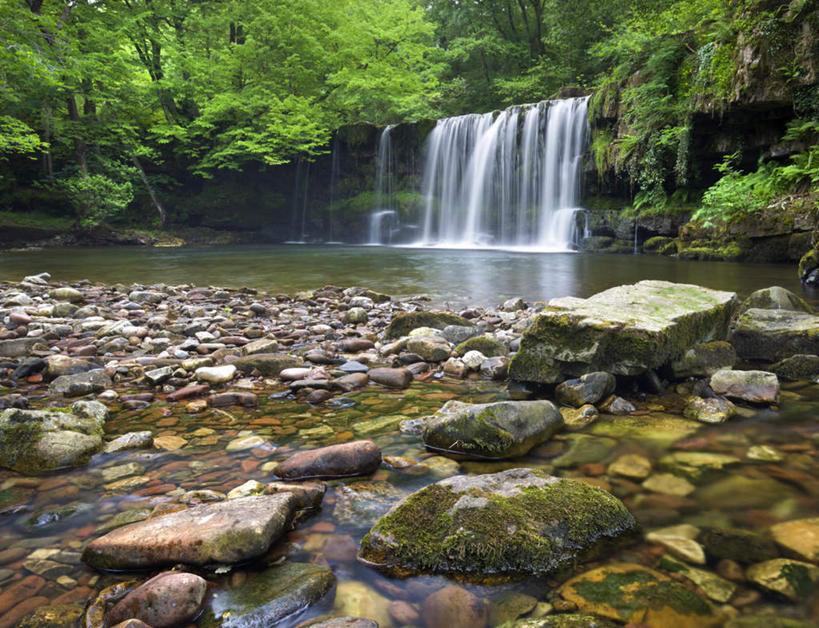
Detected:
[
  {"left": 419, "top": 96, "right": 588, "bottom": 250},
  {"left": 367, "top": 125, "right": 398, "bottom": 244}
]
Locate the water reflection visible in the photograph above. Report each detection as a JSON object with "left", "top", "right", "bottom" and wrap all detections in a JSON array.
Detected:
[{"left": 0, "top": 244, "right": 809, "bottom": 307}]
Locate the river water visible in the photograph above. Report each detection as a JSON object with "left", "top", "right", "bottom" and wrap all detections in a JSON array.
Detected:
[
  {"left": 1, "top": 246, "right": 817, "bottom": 626},
  {"left": 0, "top": 245, "right": 809, "bottom": 307}
]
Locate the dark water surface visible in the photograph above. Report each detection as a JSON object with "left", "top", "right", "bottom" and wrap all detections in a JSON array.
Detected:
[{"left": 0, "top": 244, "right": 808, "bottom": 306}]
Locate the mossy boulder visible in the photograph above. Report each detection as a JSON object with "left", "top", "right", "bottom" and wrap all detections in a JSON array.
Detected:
[
  {"left": 358, "top": 468, "right": 638, "bottom": 579},
  {"left": 555, "top": 372, "right": 615, "bottom": 407},
  {"left": 455, "top": 335, "right": 509, "bottom": 358},
  {"left": 770, "top": 354, "right": 819, "bottom": 379},
  {"left": 509, "top": 281, "right": 738, "bottom": 384},
  {"left": 0, "top": 407, "right": 105, "bottom": 474},
  {"left": 730, "top": 308, "right": 819, "bottom": 361},
  {"left": 558, "top": 563, "right": 720, "bottom": 628},
  {"left": 738, "top": 286, "right": 812, "bottom": 315},
  {"left": 232, "top": 353, "right": 304, "bottom": 376},
  {"left": 199, "top": 562, "right": 335, "bottom": 627},
  {"left": 422, "top": 400, "right": 564, "bottom": 459},
  {"left": 385, "top": 311, "right": 474, "bottom": 339}
]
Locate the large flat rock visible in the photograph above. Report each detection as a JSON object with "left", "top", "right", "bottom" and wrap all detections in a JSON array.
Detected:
[
  {"left": 82, "top": 494, "right": 297, "bottom": 569},
  {"left": 730, "top": 308, "right": 819, "bottom": 361},
  {"left": 509, "top": 281, "right": 737, "bottom": 383}
]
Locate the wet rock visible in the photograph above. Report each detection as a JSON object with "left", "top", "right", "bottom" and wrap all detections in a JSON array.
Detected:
[
  {"left": 551, "top": 434, "right": 616, "bottom": 468},
  {"left": 559, "top": 404, "right": 599, "bottom": 431},
  {"left": 209, "top": 392, "right": 257, "bottom": 407},
  {"left": 82, "top": 494, "right": 296, "bottom": 569},
  {"left": 658, "top": 555, "right": 737, "bottom": 603},
  {"left": 709, "top": 369, "right": 779, "bottom": 404},
  {"left": 480, "top": 356, "right": 509, "bottom": 379},
  {"left": 51, "top": 286, "right": 83, "bottom": 302},
  {"left": 659, "top": 451, "right": 741, "bottom": 481},
  {"left": 642, "top": 473, "right": 695, "bottom": 496},
  {"left": 421, "top": 585, "right": 488, "bottom": 628},
  {"left": 669, "top": 341, "right": 737, "bottom": 379},
  {"left": 44, "top": 355, "right": 98, "bottom": 380},
  {"left": 333, "top": 372, "right": 369, "bottom": 391},
  {"left": 646, "top": 524, "right": 705, "bottom": 564},
  {"left": 423, "top": 400, "right": 563, "bottom": 459},
  {"left": 0, "top": 337, "right": 41, "bottom": 358},
  {"left": 407, "top": 335, "right": 452, "bottom": 362},
  {"left": 442, "top": 324, "right": 480, "bottom": 344},
  {"left": 266, "top": 481, "right": 326, "bottom": 509},
  {"left": 487, "top": 591, "right": 537, "bottom": 626},
  {"left": 232, "top": 353, "right": 303, "bottom": 376},
  {"left": 368, "top": 367, "right": 413, "bottom": 388},
  {"left": 195, "top": 365, "right": 236, "bottom": 384},
  {"left": 558, "top": 563, "right": 719, "bottom": 628},
  {"left": 769, "top": 518, "right": 819, "bottom": 562},
  {"left": 242, "top": 338, "right": 279, "bottom": 355},
  {"left": 739, "top": 286, "right": 812, "bottom": 315},
  {"left": 0, "top": 407, "right": 104, "bottom": 474},
  {"left": 16, "top": 604, "right": 84, "bottom": 628},
  {"left": 386, "top": 311, "right": 474, "bottom": 339},
  {"left": 501, "top": 616, "right": 618, "bottom": 627},
  {"left": 308, "top": 618, "right": 378, "bottom": 628},
  {"left": 274, "top": 440, "right": 381, "bottom": 480},
  {"left": 730, "top": 308, "right": 819, "bottom": 361},
  {"left": 509, "top": 281, "right": 737, "bottom": 383},
  {"left": 225, "top": 435, "right": 266, "bottom": 452},
  {"left": 556, "top": 372, "right": 615, "bottom": 407},
  {"left": 598, "top": 395, "right": 635, "bottom": 414},
  {"left": 343, "top": 307, "right": 368, "bottom": 324},
  {"left": 770, "top": 354, "right": 819, "bottom": 380},
  {"left": 107, "top": 571, "right": 207, "bottom": 627},
  {"left": 608, "top": 453, "right": 652, "bottom": 479},
  {"left": 696, "top": 475, "right": 790, "bottom": 510},
  {"left": 144, "top": 366, "right": 173, "bottom": 385},
  {"left": 227, "top": 480, "right": 266, "bottom": 499},
  {"left": 746, "top": 559, "right": 819, "bottom": 601},
  {"left": 49, "top": 369, "right": 112, "bottom": 397},
  {"left": 701, "top": 528, "right": 779, "bottom": 564},
  {"left": 358, "top": 468, "right": 637, "bottom": 578},
  {"left": 334, "top": 480, "right": 405, "bottom": 528},
  {"left": 339, "top": 338, "right": 375, "bottom": 353},
  {"left": 683, "top": 396, "right": 736, "bottom": 423},
  {"left": 332, "top": 581, "right": 392, "bottom": 627},
  {"left": 455, "top": 335, "right": 508, "bottom": 358},
  {"left": 443, "top": 357, "right": 468, "bottom": 378}
]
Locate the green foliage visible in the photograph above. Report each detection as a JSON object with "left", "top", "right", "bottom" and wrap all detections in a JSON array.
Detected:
[{"left": 59, "top": 174, "right": 134, "bottom": 229}]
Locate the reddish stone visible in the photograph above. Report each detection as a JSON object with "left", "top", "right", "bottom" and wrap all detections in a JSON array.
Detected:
[
  {"left": 71, "top": 345, "right": 98, "bottom": 356},
  {"left": 167, "top": 385, "right": 210, "bottom": 401},
  {"left": 0, "top": 597, "right": 51, "bottom": 628},
  {"left": 134, "top": 483, "right": 177, "bottom": 497},
  {"left": 252, "top": 417, "right": 282, "bottom": 426},
  {"left": 311, "top": 522, "right": 335, "bottom": 533},
  {"left": 0, "top": 575, "right": 45, "bottom": 615},
  {"left": 51, "top": 585, "right": 94, "bottom": 605},
  {"left": 240, "top": 459, "right": 260, "bottom": 473},
  {"left": 273, "top": 440, "right": 382, "bottom": 480}
]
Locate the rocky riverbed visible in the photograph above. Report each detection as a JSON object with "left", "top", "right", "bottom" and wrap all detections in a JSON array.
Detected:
[{"left": 0, "top": 274, "right": 818, "bottom": 627}]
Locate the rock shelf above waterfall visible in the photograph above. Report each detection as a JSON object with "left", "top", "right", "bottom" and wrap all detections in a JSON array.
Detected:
[{"left": 509, "top": 280, "right": 738, "bottom": 383}]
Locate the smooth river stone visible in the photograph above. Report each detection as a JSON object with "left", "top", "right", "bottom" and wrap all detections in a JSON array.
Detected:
[
  {"left": 82, "top": 494, "right": 296, "bottom": 569},
  {"left": 274, "top": 440, "right": 381, "bottom": 480},
  {"left": 107, "top": 571, "right": 207, "bottom": 627}
]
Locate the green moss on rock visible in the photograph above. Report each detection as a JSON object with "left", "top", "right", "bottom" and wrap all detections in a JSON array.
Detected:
[
  {"left": 358, "top": 468, "right": 637, "bottom": 579},
  {"left": 455, "top": 335, "right": 509, "bottom": 357},
  {"left": 385, "top": 311, "right": 474, "bottom": 339}
]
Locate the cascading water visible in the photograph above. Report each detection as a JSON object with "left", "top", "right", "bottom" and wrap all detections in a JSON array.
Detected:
[
  {"left": 368, "top": 125, "right": 398, "bottom": 245},
  {"left": 418, "top": 96, "right": 588, "bottom": 250}
]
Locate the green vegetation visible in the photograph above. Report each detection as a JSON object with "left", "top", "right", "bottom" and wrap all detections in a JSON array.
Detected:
[{"left": 0, "top": 0, "right": 815, "bottom": 232}]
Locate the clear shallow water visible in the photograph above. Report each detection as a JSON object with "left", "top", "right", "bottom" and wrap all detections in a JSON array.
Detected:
[{"left": 0, "top": 244, "right": 809, "bottom": 307}]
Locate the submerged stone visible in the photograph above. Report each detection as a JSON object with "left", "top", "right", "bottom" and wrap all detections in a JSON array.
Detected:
[
  {"left": 557, "top": 563, "right": 719, "bottom": 628},
  {"left": 509, "top": 280, "right": 737, "bottom": 384},
  {"left": 358, "top": 468, "right": 637, "bottom": 578},
  {"left": 769, "top": 517, "right": 819, "bottom": 562},
  {"left": 555, "top": 372, "right": 615, "bottom": 407},
  {"left": 422, "top": 400, "right": 563, "bottom": 459},
  {"left": 746, "top": 559, "right": 819, "bottom": 601},
  {"left": 200, "top": 562, "right": 335, "bottom": 627},
  {"left": 710, "top": 369, "right": 779, "bottom": 404}
]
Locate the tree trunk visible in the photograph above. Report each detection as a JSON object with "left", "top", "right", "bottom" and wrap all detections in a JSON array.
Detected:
[{"left": 131, "top": 154, "right": 166, "bottom": 227}]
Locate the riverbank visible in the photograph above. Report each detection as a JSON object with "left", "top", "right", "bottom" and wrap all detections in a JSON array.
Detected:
[{"left": 1, "top": 276, "right": 818, "bottom": 627}]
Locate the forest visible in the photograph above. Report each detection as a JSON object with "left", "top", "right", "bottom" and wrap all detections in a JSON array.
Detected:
[{"left": 0, "top": 0, "right": 817, "bottom": 239}]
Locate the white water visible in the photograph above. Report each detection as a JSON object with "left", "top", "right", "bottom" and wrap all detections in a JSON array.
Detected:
[
  {"left": 417, "top": 96, "right": 588, "bottom": 250},
  {"left": 367, "top": 125, "right": 399, "bottom": 245}
]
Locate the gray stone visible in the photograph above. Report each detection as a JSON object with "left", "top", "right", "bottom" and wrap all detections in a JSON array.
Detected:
[
  {"left": 407, "top": 335, "right": 452, "bottom": 362},
  {"left": 0, "top": 337, "right": 40, "bottom": 358},
  {"left": 358, "top": 468, "right": 637, "bottom": 578},
  {"left": 45, "top": 355, "right": 98, "bottom": 379},
  {"left": 510, "top": 281, "right": 737, "bottom": 383},
  {"left": 739, "top": 286, "right": 812, "bottom": 315},
  {"left": 556, "top": 372, "right": 615, "bottom": 407},
  {"left": 343, "top": 307, "right": 368, "bottom": 324},
  {"left": 232, "top": 353, "right": 304, "bottom": 376},
  {"left": 442, "top": 325, "right": 480, "bottom": 344},
  {"left": 710, "top": 369, "right": 779, "bottom": 404},
  {"left": 49, "top": 369, "right": 112, "bottom": 397},
  {"left": 104, "top": 431, "right": 153, "bottom": 453},
  {"left": 145, "top": 366, "right": 173, "bottom": 385},
  {"left": 669, "top": 341, "right": 737, "bottom": 379},
  {"left": 51, "top": 286, "right": 83, "bottom": 302},
  {"left": 683, "top": 396, "right": 736, "bottom": 424},
  {"left": 730, "top": 308, "right": 819, "bottom": 362},
  {"left": 200, "top": 562, "right": 334, "bottom": 628},
  {"left": 423, "top": 400, "right": 563, "bottom": 459}
]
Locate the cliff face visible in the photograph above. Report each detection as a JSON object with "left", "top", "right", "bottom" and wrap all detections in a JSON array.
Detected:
[{"left": 582, "top": 0, "right": 819, "bottom": 263}]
